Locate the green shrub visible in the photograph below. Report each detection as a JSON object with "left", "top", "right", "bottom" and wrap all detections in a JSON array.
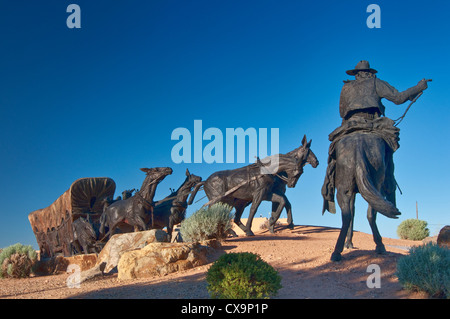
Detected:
[
  {"left": 0, "top": 243, "right": 37, "bottom": 279},
  {"left": 180, "top": 203, "right": 234, "bottom": 242},
  {"left": 206, "top": 252, "right": 282, "bottom": 299},
  {"left": 397, "top": 219, "right": 430, "bottom": 241},
  {"left": 396, "top": 243, "right": 450, "bottom": 298}
]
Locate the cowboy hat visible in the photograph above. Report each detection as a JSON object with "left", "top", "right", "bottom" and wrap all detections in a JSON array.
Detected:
[{"left": 346, "top": 60, "right": 378, "bottom": 76}]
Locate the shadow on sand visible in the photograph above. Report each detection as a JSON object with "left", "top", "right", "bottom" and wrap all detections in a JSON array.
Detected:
[
  {"left": 68, "top": 225, "right": 415, "bottom": 299},
  {"left": 274, "top": 249, "right": 411, "bottom": 299}
]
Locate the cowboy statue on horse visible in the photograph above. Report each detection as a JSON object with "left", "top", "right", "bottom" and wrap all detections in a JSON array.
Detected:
[{"left": 322, "top": 60, "right": 431, "bottom": 215}]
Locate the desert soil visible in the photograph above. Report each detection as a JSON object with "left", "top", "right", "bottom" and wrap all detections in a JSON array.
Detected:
[{"left": 0, "top": 224, "right": 429, "bottom": 299}]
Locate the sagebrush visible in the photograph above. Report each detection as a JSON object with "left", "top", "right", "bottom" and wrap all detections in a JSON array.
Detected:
[
  {"left": 259, "top": 219, "right": 280, "bottom": 230},
  {"left": 206, "top": 252, "right": 282, "bottom": 299},
  {"left": 396, "top": 243, "right": 450, "bottom": 298},
  {"left": 180, "top": 203, "right": 234, "bottom": 242},
  {"left": 397, "top": 219, "right": 430, "bottom": 241},
  {"left": 0, "top": 243, "right": 37, "bottom": 279}
]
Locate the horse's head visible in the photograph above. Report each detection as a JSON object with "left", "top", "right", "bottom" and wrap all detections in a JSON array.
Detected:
[
  {"left": 184, "top": 169, "right": 203, "bottom": 205},
  {"left": 277, "top": 155, "right": 303, "bottom": 188},
  {"left": 308, "top": 150, "right": 319, "bottom": 168},
  {"left": 293, "top": 135, "right": 319, "bottom": 168},
  {"left": 184, "top": 168, "right": 202, "bottom": 188},
  {"left": 140, "top": 167, "right": 173, "bottom": 185}
]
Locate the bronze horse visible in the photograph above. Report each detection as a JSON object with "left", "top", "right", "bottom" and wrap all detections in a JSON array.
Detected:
[
  {"left": 330, "top": 133, "right": 401, "bottom": 261},
  {"left": 150, "top": 169, "right": 202, "bottom": 241},
  {"left": 202, "top": 135, "right": 318, "bottom": 236},
  {"left": 99, "top": 167, "right": 173, "bottom": 240},
  {"left": 264, "top": 136, "right": 319, "bottom": 233}
]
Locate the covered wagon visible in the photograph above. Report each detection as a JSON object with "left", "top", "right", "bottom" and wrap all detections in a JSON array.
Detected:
[{"left": 28, "top": 177, "right": 116, "bottom": 258}]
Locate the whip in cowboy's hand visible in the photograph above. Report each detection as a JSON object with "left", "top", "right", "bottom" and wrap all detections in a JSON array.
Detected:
[{"left": 395, "top": 78, "right": 432, "bottom": 126}]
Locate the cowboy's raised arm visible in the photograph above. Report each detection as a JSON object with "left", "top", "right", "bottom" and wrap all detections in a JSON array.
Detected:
[{"left": 375, "top": 78, "right": 428, "bottom": 105}]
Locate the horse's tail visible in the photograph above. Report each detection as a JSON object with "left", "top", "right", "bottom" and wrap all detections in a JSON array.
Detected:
[{"left": 355, "top": 149, "right": 401, "bottom": 219}]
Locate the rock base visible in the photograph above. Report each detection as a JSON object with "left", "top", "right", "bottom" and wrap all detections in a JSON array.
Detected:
[
  {"left": 34, "top": 254, "right": 98, "bottom": 276},
  {"left": 79, "top": 229, "right": 169, "bottom": 283},
  {"left": 117, "top": 240, "right": 218, "bottom": 280}
]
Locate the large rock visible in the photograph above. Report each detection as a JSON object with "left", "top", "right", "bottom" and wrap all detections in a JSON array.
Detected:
[
  {"left": 34, "top": 254, "right": 98, "bottom": 276},
  {"left": 117, "top": 241, "right": 217, "bottom": 280},
  {"left": 437, "top": 225, "right": 450, "bottom": 249},
  {"left": 79, "top": 229, "right": 169, "bottom": 283}
]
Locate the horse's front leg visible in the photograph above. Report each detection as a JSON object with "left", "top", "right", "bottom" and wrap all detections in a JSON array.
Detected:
[
  {"left": 167, "top": 208, "right": 180, "bottom": 242},
  {"left": 283, "top": 196, "right": 294, "bottom": 229},
  {"left": 270, "top": 193, "right": 294, "bottom": 232},
  {"left": 245, "top": 196, "right": 263, "bottom": 236},
  {"left": 276, "top": 182, "right": 294, "bottom": 228},
  {"left": 268, "top": 193, "right": 286, "bottom": 233},
  {"left": 269, "top": 201, "right": 280, "bottom": 233}
]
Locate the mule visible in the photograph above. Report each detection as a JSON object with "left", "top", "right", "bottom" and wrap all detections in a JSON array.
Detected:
[
  {"left": 330, "top": 133, "right": 401, "bottom": 261},
  {"left": 203, "top": 135, "right": 317, "bottom": 236},
  {"left": 150, "top": 169, "right": 202, "bottom": 241},
  {"left": 266, "top": 136, "right": 319, "bottom": 233},
  {"left": 99, "top": 167, "right": 173, "bottom": 240}
]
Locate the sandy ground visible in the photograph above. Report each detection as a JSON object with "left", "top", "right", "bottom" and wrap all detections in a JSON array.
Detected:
[{"left": 0, "top": 223, "right": 430, "bottom": 300}]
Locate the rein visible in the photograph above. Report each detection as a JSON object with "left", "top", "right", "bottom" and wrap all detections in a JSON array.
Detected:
[
  {"left": 154, "top": 186, "right": 204, "bottom": 205},
  {"left": 275, "top": 173, "right": 289, "bottom": 183}
]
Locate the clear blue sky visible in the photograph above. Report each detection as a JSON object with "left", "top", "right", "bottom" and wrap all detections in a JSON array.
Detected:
[{"left": 1, "top": 0, "right": 449, "bottom": 249}]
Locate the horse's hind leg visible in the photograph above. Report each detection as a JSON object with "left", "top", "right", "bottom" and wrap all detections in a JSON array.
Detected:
[
  {"left": 133, "top": 216, "right": 147, "bottom": 232},
  {"left": 269, "top": 204, "right": 285, "bottom": 234},
  {"left": 367, "top": 206, "right": 386, "bottom": 254},
  {"left": 344, "top": 193, "right": 356, "bottom": 249},
  {"left": 331, "top": 190, "right": 353, "bottom": 261},
  {"left": 233, "top": 202, "right": 247, "bottom": 235}
]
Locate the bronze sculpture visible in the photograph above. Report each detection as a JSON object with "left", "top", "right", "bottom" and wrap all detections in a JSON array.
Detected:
[
  {"left": 99, "top": 167, "right": 173, "bottom": 240},
  {"left": 321, "top": 60, "right": 431, "bottom": 261},
  {"left": 29, "top": 177, "right": 116, "bottom": 257},
  {"left": 71, "top": 216, "right": 101, "bottom": 255},
  {"left": 202, "top": 136, "right": 318, "bottom": 236},
  {"left": 265, "top": 136, "right": 319, "bottom": 233},
  {"left": 150, "top": 169, "right": 202, "bottom": 241},
  {"left": 101, "top": 189, "right": 136, "bottom": 211},
  {"left": 122, "top": 189, "right": 135, "bottom": 200}
]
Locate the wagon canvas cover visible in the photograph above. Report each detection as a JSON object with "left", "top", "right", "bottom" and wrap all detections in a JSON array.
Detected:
[{"left": 28, "top": 177, "right": 116, "bottom": 257}]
